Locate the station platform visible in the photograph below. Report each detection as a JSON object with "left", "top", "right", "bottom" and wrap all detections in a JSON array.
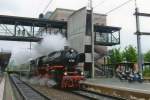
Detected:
[
  {"left": 85, "top": 78, "right": 150, "bottom": 92},
  {"left": 80, "top": 78, "right": 150, "bottom": 99},
  {"left": 0, "top": 74, "right": 16, "bottom": 100},
  {"left": 0, "top": 77, "right": 5, "bottom": 100}
]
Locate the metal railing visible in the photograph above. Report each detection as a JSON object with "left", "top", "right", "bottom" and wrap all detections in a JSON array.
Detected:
[
  {"left": 95, "top": 64, "right": 114, "bottom": 77},
  {"left": 95, "top": 32, "right": 120, "bottom": 46}
]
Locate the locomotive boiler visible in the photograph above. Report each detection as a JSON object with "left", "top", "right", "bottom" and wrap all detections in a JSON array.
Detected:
[
  {"left": 40, "top": 48, "right": 80, "bottom": 68},
  {"left": 31, "top": 48, "right": 85, "bottom": 88}
]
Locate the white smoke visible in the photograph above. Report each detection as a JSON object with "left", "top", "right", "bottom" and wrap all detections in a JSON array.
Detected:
[
  {"left": 9, "top": 33, "right": 68, "bottom": 66},
  {"left": 35, "top": 33, "right": 68, "bottom": 56},
  {"left": 10, "top": 47, "right": 32, "bottom": 65}
]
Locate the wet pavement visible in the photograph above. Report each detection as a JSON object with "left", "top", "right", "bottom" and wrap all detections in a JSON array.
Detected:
[{"left": 85, "top": 78, "right": 150, "bottom": 93}]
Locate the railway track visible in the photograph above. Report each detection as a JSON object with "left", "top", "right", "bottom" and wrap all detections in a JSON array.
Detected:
[
  {"left": 11, "top": 75, "right": 125, "bottom": 100},
  {"left": 10, "top": 75, "right": 50, "bottom": 100},
  {"left": 71, "top": 89, "right": 125, "bottom": 100},
  {"left": 31, "top": 85, "right": 125, "bottom": 100},
  {"left": 27, "top": 81, "right": 125, "bottom": 100},
  {"left": 29, "top": 84, "right": 87, "bottom": 100}
]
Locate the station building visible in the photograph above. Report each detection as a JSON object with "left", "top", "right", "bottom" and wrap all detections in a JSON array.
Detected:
[{"left": 42, "top": 7, "right": 120, "bottom": 77}]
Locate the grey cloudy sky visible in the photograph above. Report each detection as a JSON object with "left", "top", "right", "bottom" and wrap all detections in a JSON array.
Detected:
[{"left": 0, "top": 0, "right": 150, "bottom": 52}]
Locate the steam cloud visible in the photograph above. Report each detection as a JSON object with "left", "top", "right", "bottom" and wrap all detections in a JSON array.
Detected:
[{"left": 9, "top": 33, "right": 68, "bottom": 66}]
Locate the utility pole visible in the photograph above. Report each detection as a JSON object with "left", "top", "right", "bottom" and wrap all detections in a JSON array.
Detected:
[
  {"left": 135, "top": 0, "right": 143, "bottom": 77},
  {"left": 89, "top": 0, "right": 95, "bottom": 78}
]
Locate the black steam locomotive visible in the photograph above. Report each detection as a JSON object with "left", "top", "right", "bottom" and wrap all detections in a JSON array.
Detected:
[
  {"left": 31, "top": 48, "right": 85, "bottom": 88},
  {"left": 39, "top": 48, "right": 84, "bottom": 69}
]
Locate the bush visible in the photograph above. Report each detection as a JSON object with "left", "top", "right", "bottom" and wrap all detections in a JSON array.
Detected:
[
  {"left": 144, "top": 50, "right": 150, "bottom": 62},
  {"left": 143, "top": 67, "right": 150, "bottom": 77}
]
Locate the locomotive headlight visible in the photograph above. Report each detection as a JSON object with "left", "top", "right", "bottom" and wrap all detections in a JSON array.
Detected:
[
  {"left": 81, "top": 72, "right": 84, "bottom": 76},
  {"left": 64, "top": 72, "right": 67, "bottom": 76},
  {"left": 71, "top": 49, "right": 74, "bottom": 52}
]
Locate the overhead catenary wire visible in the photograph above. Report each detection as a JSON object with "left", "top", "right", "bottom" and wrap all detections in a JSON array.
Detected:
[
  {"left": 93, "top": 0, "right": 109, "bottom": 9},
  {"left": 42, "top": 0, "right": 53, "bottom": 14},
  {"left": 105, "top": 0, "right": 133, "bottom": 14},
  {"left": 134, "top": 0, "right": 137, "bottom": 8},
  {"left": 36, "top": 0, "right": 45, "bottom": 17},
  {"left": 71, "top": 0, "right": 133, "bottom": 31}
]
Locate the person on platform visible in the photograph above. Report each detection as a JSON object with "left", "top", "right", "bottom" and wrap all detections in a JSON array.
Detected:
[
  {"left": 116, "top": 64, "right": 125, "bottom": 80},
  {"left": 133, "top": 63, "right": 142, "bottom": 81}
]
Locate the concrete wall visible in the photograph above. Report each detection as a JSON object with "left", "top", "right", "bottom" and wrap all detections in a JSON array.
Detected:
[
  {"left": 67, "top": 7, "right": 87, "bottom": 53},
  {"left": 48, "top": 8, "right": 74, "bottom": 21},
  {"left": 67, "top": 7, "right": 94, "bottom": 77},
  {"left": 48, "top": 8, "right": 107, "bottom": 25},
  {"left": 93, "top": 13, "right": 106, "bottom": 25}
]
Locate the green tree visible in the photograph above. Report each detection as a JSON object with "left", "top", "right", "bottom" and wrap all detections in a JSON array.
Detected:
[
  {"left": 122, "top": 45, "right": 137, "bottom": 62},
  {"left": 144, "top": 50, "right": 150, "bottom": 62},
  {"left": 143, "top": 50, "right": 150, "bottom": 77},
  {"left": 109, "top": 48, "right": 122, "bottom": 64}
]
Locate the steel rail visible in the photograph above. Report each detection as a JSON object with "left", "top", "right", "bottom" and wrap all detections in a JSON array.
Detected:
[
  {"left": 9, "top": 75, "right": 50, "bottom": 100},
  {"left": 71, "top": 89, "right": 125, "bottom": 100}
]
